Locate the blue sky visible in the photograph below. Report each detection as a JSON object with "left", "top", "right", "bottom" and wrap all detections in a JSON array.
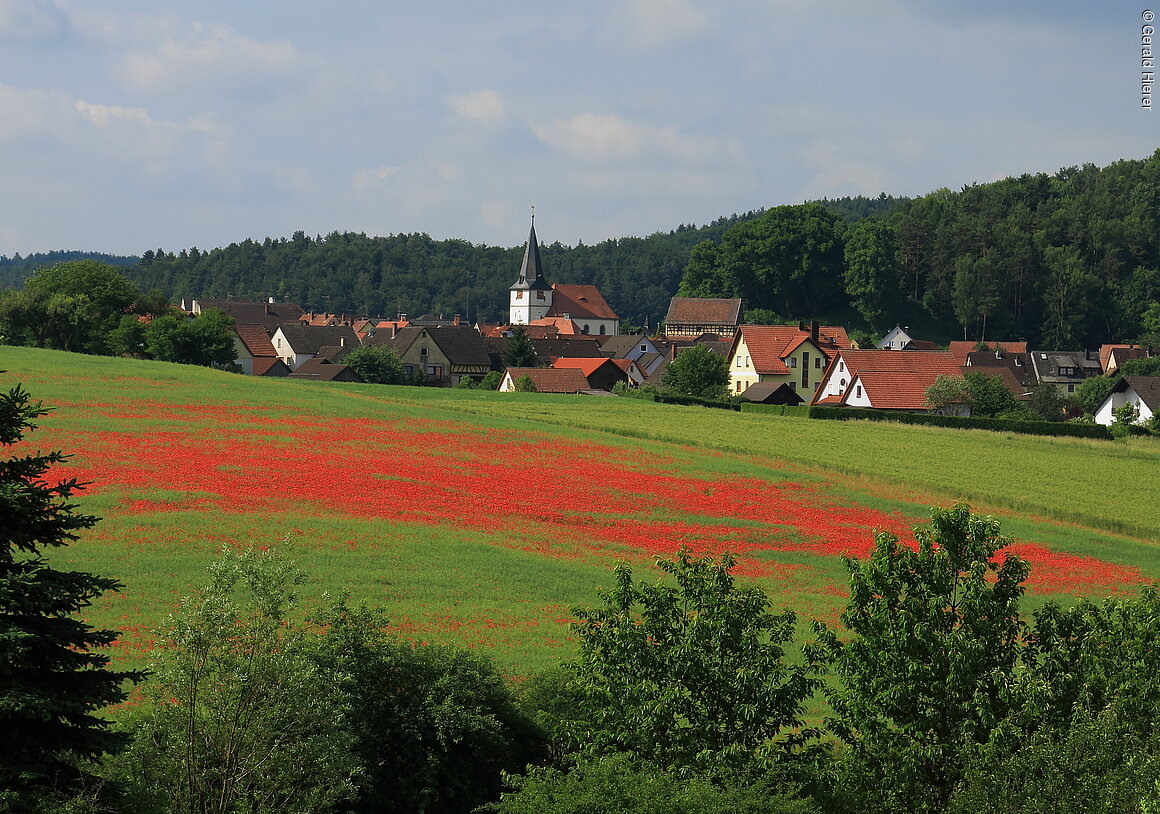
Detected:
[{"left": 0, "top": 0, "right": 1155, "bottom": 256}]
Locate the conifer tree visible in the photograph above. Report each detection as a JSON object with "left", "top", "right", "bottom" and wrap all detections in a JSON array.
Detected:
[{"left": 0, "top": 383, "right": 141, "bottom": 809}]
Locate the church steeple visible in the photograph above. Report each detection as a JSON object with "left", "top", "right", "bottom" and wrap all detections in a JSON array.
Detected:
[{"left": 509, "top": 208, "right": 553, "bottom": 325}]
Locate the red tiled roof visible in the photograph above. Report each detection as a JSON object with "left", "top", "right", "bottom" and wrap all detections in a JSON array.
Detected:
[
  {"left": 664, "top": 297, "right": 743, "bottom": 326},
  {"left": 234, "top": 324, "right": 277, "bottom": 357},
  {"left": 835, "top": 348, "right": 963, "bottom": 377},
  {"left": 530, "top": 316, "right": 581, "bottom": 335},
  {"left": 736, "top": 325, "right": 845, "bottom": 375},
  {"left": 547, "top": 284, "right": 619, "bottom": 321},
  {"left": 551, "top": 357, "right": 618, "bottom": 377},
  {"left": 852, "top": 370, "right": 959, "bottom": 410},
  {"left": 504, "top": 367, "right": 591, "bottom": 393}
]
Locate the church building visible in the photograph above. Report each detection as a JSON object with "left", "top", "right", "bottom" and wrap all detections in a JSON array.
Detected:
[{"left": 508, "top": 214, "right": 620, "bottom": 336}]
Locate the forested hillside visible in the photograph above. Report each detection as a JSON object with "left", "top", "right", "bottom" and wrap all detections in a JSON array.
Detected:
[{"left": 4, "top": 151, "right": 1159, "bottom": 347}]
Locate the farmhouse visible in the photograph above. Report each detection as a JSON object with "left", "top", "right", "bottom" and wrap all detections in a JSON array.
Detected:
[
  {"left": 499, "top": 367, "right": 593, "bottom": 393},
  {"left": 663, "top": 297, "right": 743, "bottom": 339},
  {"left": 368, "top": 325, "right": 491, "bottom": 387},
  {"left": 812, "top": 348, "right": 963, "bottom": 411}
]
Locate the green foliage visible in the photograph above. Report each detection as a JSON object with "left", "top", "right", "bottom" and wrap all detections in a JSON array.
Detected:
[
  {"left": 1072, "top": 375, "right": 1115, "bottom": 417},
  {"left": 844, "top": 219, "right": 899, "bottom": 329},
  {"left": 312, "top": 601, "right": 544, "bottom": 814},
  {"left": 742, "top": 307, "right": 786, "bottom": 325},
  {"left": 807, "top": 404, "right": 1112, "bottom": 439},
  {"left": 924, "top": 373, "right": 972, "bottom": 410},
  {"left": 143, "top": 308, "right": 236, "bottom": 367},
  {"left": 1027, "top": 383, "right": 1069, "bottom": 422},
  {"left": 810, "top": 504, "right": 1030, "bottom": 814},
  {"left": 661, "top": 343, "right": 730, "bottom": 400},
  {"left": 0, "top": 385, "right": 142, "bottom": 810},
  {"left": 567, "top": 547, "right": 821, "bottom": 778},
  {"left": 1119, "top": 356, "right": 1160, "bottom": 377},
  {"left": 478, "top": 370, "right": 503, "bottom": 391},
  {"left": 502, "top": 325, "right": 537, "bottom": 368},
  {"left": 513, "top": 373, "right": 537, "bottom": 392},
  {"left": 677, "top": 204, "right": 846, "bottom": 318},
  {"left": 488, "top": 753, "right": 819, "bottom": 814},
  {"left": 964, "top": 371, "right": 1024, "bottom": 417},
  {"left": 343, "top": 344, "right": 404, "bottom": 384},
  {"left": 121, "top": 547, "right": 358, "bottom": 814}
]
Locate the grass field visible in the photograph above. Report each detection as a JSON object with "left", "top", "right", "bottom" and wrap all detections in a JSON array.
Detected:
[{"left": 4, "top": 346, "right": 1159, "bottom": 678}]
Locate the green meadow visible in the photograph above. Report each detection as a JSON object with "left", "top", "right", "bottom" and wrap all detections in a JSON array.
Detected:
[{"left": 4, "top": 346, "right": 1159, "bottom": 677}]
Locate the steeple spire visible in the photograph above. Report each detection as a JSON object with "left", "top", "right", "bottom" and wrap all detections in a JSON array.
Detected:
[{"left": 515, "top": 208, "right": 550, "bottom": 290}]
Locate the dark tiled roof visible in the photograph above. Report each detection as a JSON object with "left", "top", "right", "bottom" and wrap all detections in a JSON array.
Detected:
[
  {"left": 288, "top": 359, "right": 358, "bottom": 381},
  {"left": 742, "top": 382, "right": 804, "bottom": 405},
  {"left": 378, "top": 325, "right": 491, "bottom": 368},
  {"left": 530, "top": 337, "right": 606, "bottom": 360},
  {"left": 276, "top": 324, "right": 361, "bottom": 355},
  {"left": 949, "top": 340, "right": 1029, "bottom": 366},
  {"left": 1119, "top": 376, "right": 1160, "bottom": 411},
  {"left": 664, "top": 297, "right": 743, "bottom": 326},
  {"left": 195, "top": 299, "right": 305, "bottom": 332}
]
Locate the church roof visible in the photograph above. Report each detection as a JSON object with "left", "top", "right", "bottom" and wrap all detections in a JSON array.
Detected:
[
  {"left": 547, "top": 284, "right": 619, "bottom": 321},
  {"left": 512, "top": 216, "right": 551, "bottom": 291}
]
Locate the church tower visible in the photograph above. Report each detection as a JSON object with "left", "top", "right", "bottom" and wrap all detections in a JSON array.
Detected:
[{"left": 509, "top": 212, "right": 553, "bottom": 325}]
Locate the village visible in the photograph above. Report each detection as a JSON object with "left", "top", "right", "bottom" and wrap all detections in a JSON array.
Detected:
[{"left": 187, "top": 217, "right": 1158, "bottom": 430}]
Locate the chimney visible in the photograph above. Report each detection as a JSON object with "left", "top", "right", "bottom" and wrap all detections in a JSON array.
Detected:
[
  {"left": 268, "top": 296, "right": 276, "bottom": 304},
  {"left": 265, "top": 302, "right": 270, "bottom": 316},
  {"left": 391, "top": 323, "right": 398, "bottom": 339},
  {"left": 798, "top": 320, "right": 807, "bottom": 332},
  {"left": 453, "top": 313, "right": 461, "bottom": 326},
  {"left": 340, "top": 337, "right": 345, "bottom": 347},
  {"left": 810, "top": 320, "right": 819, "bottom": 343}
]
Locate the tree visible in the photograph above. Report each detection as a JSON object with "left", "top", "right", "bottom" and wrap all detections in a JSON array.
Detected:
[
  {"left": 479, "top": 370, "right": 503, "bottom": 391},
  {"left": 21, "top": 261, "right": 142, "bottom": 354},
  {"left": 122, "top": 547, "right": 358, "bottom": 814},
  {"left": 502, "top": 325, "right": 537, "bottom": 368},
  {"left": 661, "top": 343, "right": 730, "bottom": 400},
  {"left": 143, "top": 309, "right": 236, "bottom": 367},
  {"left": 343, "top": 344, "right": 404, "bottom": 384},
  {"left": 566, "top": 547, "right": 821, "bottom": 779},
  {"left": 810, "top": 504, "right": 1030, "bottom": 814},
  {"left": 923, "top": 374, "right": 972, "bottom": 412},
  {"left": 0, "top": 384, "right": 141, "bottom": 811},
  {"left": 843, "top": 219, "right": 899, "bottom": 329},
  {"left": 313, "top": 601, "right": 544, "bottom": 814},
  {"left": 964, "top": 371, "right": 1024, "bottom": 417},
  {"left": 1027, "top": 383, "right": 1069, "bottom": 422},
  {"left": 513, "top": 373, "right": 537, "bottom": 392}
]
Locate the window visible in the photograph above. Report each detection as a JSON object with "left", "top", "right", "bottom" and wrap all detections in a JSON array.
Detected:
[
  {"left": 814, "top": 357, "right": 822, "bottom": 369},
  {"left": 856, "top": 384, "right": 862, "bottom": 398},
  {"left": 801, "top": 352, "right": 809, "bottom": 388},
  {"left": 788, "top": 357, "right": 797, "bottom": 368},
  {"left": 736, "top": 381, "right": 743, "bottom": 392},
  {"left": 599, "top": 325, "right": 606, "bottom": 335},
  {"left": 736, "top": 357, "right": 743, "bottom": 368},
  {"left": 745, "top": 355, "right": 750, "bottom": 366},
  {"left": 515, "top": 290, "right": 523, "bottom": 299},
  {"left": 427, "top": 365, "right": 442, "bottom": 378},
  {"left": 420, "top": 347, "right": 428, "bottom": 357},
  {"left": 640, "top": 345, "right": 647, "bottom": 353},
  {"left": 839, "top": 361, "right": 845, "bottom": 372},
  {"left": 536, "top": 290, "right": 545, "bottom": 300}
]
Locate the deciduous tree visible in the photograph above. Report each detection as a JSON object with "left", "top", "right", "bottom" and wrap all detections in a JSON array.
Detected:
[{"left": 661, "top": 343, "right": 730, "bottom": 400}]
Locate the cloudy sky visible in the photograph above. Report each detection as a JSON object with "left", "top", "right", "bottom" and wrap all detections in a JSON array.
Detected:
[{"left": 0, "top": 0, "right": 1155, "bottom": 257}]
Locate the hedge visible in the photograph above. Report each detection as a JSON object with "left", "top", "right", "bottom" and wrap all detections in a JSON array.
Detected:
[
  {"left": 653, "top": 393, "right": 741, "bottom": 411},
  {"left": 808, "top": 405, "right": 1113, "bottom": 439},
  {"left": 739, "top": 403, "right": 812, "bottom": 418}
]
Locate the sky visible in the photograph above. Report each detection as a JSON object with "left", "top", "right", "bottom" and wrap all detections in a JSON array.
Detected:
[{"left": 0, "top": 0, "right": 1156, "bottom": 257}]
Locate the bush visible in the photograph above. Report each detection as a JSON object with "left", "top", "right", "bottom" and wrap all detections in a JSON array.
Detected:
[{"left": 808, "top": 405, "right": 1112, "bottom": 439}]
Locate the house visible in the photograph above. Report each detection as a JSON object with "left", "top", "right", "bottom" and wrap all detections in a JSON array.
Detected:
[
  {"left": 597, "top": 334, "right": 660, "bottom": 362},
  {"left": 876, "top": 325, "right": 935, "bottom": 351},
  {"left": 948, "top": 340, "right": 1029, "bottom": 366},
  {"left": 663, "top": 297, "right": 743, "bottom": 339},
  {"left": 368, "top": 325, "right": 491, "bottom": 387},
  {"left": 270, "top": 325, "right": 361, "bottom": 371},
  {"left": 1093, "top": 376, "right": 1160, "bottom": 425},
  {"left": 811, "top": 348, "right": 964, "bottom": 411},
  {"left": 727, "top": 322, "right": 850, "bottom": 398},
  {"left": 1099, "top": 344, "right": 1149, "bottom": 376},
  {"left": 232, "top": 324, "right": 280, "bottom": 375},
  {"left": 550, "top": 357, "right": 630, "bottom": 391},
  {"left": 499, "top": 367, "right": 592, "bottom": 393},
  {"left": 508, "top": 214, "right": 619, "bottom": 335},
  {"left": 1028, "top": 350, "right": 1095, "bottom": 396},
  {"left": 188, "top": 298, "right": 306, "bottom": 334},
  {"left": 288, "top": 359, "right": 359, "bottom": 382}
]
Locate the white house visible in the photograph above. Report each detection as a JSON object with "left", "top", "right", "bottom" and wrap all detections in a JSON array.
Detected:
[{"left": 1094, "top": 376, "right": 1160, "bottom": 425}]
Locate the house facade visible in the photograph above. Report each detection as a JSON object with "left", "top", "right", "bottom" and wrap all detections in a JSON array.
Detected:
[
  {"left": 271, "top": 325, "right": 361, "bottom": 371},
  {"left": 727, "top": 323, "right": 849, "bottom": 398},
  {"left": 663, "top": 297, "right": 743, "bottom": 339},
  {"left": 1094, "top": 376, "right": 1160, "bottom": 425},
  {"left": 812, "top": 348, "right": 964, "bottom": 410},
  {"left": 371, "top": 325, "right": 492, "bottom": 387}
]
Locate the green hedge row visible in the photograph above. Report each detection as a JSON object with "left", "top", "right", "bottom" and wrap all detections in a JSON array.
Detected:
[
  {"left": 653, "top": 393, "right": 741, "bottom": 411},
  {"left": 739, "top": 403, "right": 813, "bottom": 417},
  {"left": 808, "top": 405, "right": 1113, "bottom": 439}
]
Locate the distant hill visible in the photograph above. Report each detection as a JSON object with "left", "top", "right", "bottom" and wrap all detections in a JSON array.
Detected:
[{"left": 0, "top": 251, "right": 138, "bottom": 289}]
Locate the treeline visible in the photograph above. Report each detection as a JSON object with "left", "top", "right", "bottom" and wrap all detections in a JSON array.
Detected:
[
  {"left": 0, "top": 251, "right": 136, "bottom": 290},
  {"left": 6, "top": 378, "right": 1160, "bottom": 813},
  {"left": 681, "top": 151, "right": 1160, "bottom": 348}
]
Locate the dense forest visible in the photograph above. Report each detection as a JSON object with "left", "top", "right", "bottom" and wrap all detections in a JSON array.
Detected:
[{"left": 3, "top": 151, "right": 1159, "bottom": 347}]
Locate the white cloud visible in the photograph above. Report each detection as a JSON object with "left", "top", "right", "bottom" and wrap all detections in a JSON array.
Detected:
[
  {"left": 532, "top": 111, "right": 742, "bottom": 166},
  {"left": 114, "top": 22, "right": 312, "bottom": 94},
  {"left": 618, "top": 0, "right": 711, "bottom": 48},
  {"left": 447, "top": 88, "right": 507, "bottom": 127},
  {"left": 0, "top": 0, "right": 64, "bottom": 39},
  {"left": 351, "top": 165, "right": 401, "bottom": 194}
]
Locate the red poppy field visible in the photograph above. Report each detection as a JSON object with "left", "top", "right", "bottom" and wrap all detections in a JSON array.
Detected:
[{"left": 6, "top": 347, "right": 1159, "bottom": 675}]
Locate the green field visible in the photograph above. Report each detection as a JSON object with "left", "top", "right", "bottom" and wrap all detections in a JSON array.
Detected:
[{"left": 4, "top": 346, "right": 1159, "bottom": 677}]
